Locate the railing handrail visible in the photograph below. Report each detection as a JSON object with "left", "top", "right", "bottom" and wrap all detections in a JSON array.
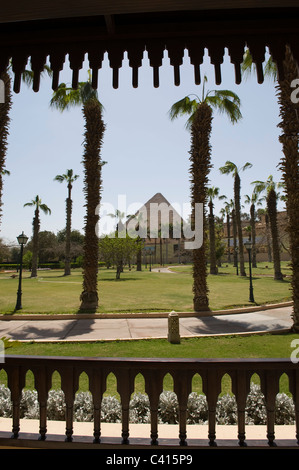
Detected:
[{"left": 1, "top": 355, "right": 298, "bottom": 448}]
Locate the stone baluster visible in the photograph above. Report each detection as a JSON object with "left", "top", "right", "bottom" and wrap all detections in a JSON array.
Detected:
[
  {"left": 231, "top": 369, "right": 251, "bottom": 446},
  {"left": 88, "top": 367, "right": 107, "bottom": 443},
  {"left": 7, "top": 365, "right": 26, "bottom": 439},
  {"left": 202, "top": 368, "right": 221, "bottom": 446},
  {"left": 260, "top": 370, "right": 280, "bottom": 446},
  {"left": 60, "top": 366, "right": 79, "bottom": 442},
  {"left": 144, "top": 370, "right": 164, "bottom": 444},
  {"left": 33, "top": 366, "right": 52, "bottom": 441},
  {"left": 173, "top": 371, "right": 192, "bottom": 445},
  {"left": 115, "top": 369, "right": 135, "bottom": 443}
]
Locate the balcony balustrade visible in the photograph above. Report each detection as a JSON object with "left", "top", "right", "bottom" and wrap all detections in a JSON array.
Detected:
[{"left": 0, "top": 355, "right": 298, "bottom": 449}]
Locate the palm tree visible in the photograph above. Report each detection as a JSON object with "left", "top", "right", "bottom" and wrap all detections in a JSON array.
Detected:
[
  {"left": 219, "top": 161, "right": 252, "bottom": 276},
  {"left": 54, "top": 169, "right": 79, "bottom": 276},
  {"left": 252, "top": 176, "right": 284, "bottom": 280},
  {"left": 50, "top": 75, "right": 105, "bottom": 311},
  {"left": 24, "top": 196, "right": 51, "bottom": 278},
  {"left": 244, "top": 191, "right": 263, "bottom": 268},
  {"left": 242, "top": 47, "right": 299, "bottom": 332},
  {"left": 169, "top": 76, "right": 242, "bottom": 311},
  {"left": 0, "top": 72, "right": 12, "bottom": 229},
  {"left": 220, "top": 199, "right": 234, "bottom": 263},
  {"left": 207, "top": 186, "right": 226, "bottom": 274}
]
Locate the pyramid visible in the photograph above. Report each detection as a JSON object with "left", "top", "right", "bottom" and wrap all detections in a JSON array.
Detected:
[{"left": 126, "top": 193, "right": 184, "bottom": 239}]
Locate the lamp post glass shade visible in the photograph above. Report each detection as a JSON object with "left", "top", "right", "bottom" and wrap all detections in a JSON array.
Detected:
[
  {"left": 244, "top": 241, "right": 252, "bottom": 251},
  {"left": 17, "top": 231, "right": 28, "bottom": 246}
]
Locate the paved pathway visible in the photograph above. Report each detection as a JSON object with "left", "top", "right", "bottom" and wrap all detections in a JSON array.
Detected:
[{"left": 0, "top": 306, "right": 293, "bottom": 342}]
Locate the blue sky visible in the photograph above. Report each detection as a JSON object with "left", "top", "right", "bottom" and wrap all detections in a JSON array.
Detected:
[{"left": 1, "top": 49, "right": 285, "bottom": 245}]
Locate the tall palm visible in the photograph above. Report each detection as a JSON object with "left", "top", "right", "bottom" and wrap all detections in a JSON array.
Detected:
[
  {"left": 219, "top": 161, "right": 252, "bottom": 276},
  {"left": 244, "top": 191, "right": 263, "bottom": 268},
  {"left": 169, "top": 76, "right": 242, "bottom": 311},
  {"left": 252, "top": 176, "right": 284, "bottom": 280},
  {"left": 0, "top": 65, "right": 52, "bottom": 229},
  {"left": 220, "top": 199, "right": 234, "bottom": 263},
  {"left": 50, "top": 75, "right": 105, "bottom": 311},
  {"left": 54, "top": 169, "right": 79, "bottom": 276},
  {"left": 0, "top": 72, "right": 12, "bottom": 229},
  {"left": 242, "top": 47, "right": 299, "bottom": 332},
  {"left": 24, "top": 196, "right": 51, "bottom": 278},
  {"left": 207, "top": 186, "right": 226, "bottom": 274}
]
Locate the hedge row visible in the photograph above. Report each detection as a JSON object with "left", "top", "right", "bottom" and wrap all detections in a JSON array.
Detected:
[{"left": 0, "top": 384, "right": 295, "bottom": 425}]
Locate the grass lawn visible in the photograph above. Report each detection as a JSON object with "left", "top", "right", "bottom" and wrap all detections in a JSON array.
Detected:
[
  {"left": 2, "top": 332, "right": 298, "bottom": 396},
  {"left": 0, "top": 261, "right": 292, "bottom": 314}
]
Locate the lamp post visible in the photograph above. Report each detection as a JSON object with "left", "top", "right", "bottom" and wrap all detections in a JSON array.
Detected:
[
  {"left": 15, "top": 231, "right": 29, "bottom": 311},
  {"left": 244, "top": 241, "right": 255, "bottom": 303}
]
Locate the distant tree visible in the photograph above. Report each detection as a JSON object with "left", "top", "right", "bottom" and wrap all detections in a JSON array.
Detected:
[
  {"left": 99, "top": 234, "right": 139, "bottom": 279},
  {"left": 207, "top": 186, "right": 226, "bottom": 274},
  {"left": 54, "top": 169, "right": 79, "bottom": 276},
  {"left": 252, "top": 176, "right": 284, "bottom": 280},
  {"left": 219, "top": 161, "right": 252, "bottom": 276},
  {"left": 22, "top": 250, "right": 33, "bottom": 270},
  {"left": 24, "top": 196, "right": 51, "bottom": 277},
  {"left": 244, "top": 191, "right": 263, "bottom": 267},
  {"left": 26, "top": 230, "right": 58, "bottom": 263}
]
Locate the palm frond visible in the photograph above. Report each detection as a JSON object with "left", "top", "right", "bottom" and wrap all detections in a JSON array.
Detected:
[
  {"left": 219, "top": 161, "right": 238, "bottom": 175},
  {"left": 168, "top": 96, "right": 198, "bottom": 122},
  {"left": 241, "top": 162, "right": 253, "bottom": 172},
  {"left": 207, "top": 90, "right": 242, "bottom": 124},
  {"left": 50, "top": 83, "right": 81, "bottom": 111},
  {"left": 40, "top": 204, "right": 51, "bottom": 215},
  {"left": 54, "top": 175, "right": 65, "bottom": 183}
]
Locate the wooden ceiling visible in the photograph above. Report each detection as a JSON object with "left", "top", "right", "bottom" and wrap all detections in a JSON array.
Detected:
[{"left": 0, "top": 2, "right": 298, "bottom": 91}]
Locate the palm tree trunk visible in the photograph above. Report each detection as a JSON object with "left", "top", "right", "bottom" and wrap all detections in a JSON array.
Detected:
[
  {"left": 64, "top": 183, "right": 72, "bottom": 276},
  {"left": 80, "top": 99, "right": 105, "bottom": 312},
  {"left": 136, "top": 236, "right": 142, "bottom": 271},
  {"left": 267, "top": 189, "right": 283, "bottom": 280},
  {"left": 190, "top": 103, "right": 212, "bottom": 311},
  {"left": 31, "top": 208, "right": 40, "bottom": 278},
  {"left": 265, "top": 213, "right": 273, "bottom": 262},
  {"left": 232, "top": 209, "right": 238, "bottom": 267},
  {"left": 234, "top": 173, "right": 246, "bottom": 276},
  {"left": 250, "top": 203, "right": 257, "bottom": 268},
  {"left": 0, "top": 72, "right": 12, "bottom": 227},
  {"left": 277, "top": 46, "right": 299, "bottom": 330},
  {"left": 208, "top": 200, "right": 218, "bottom": 274},
  {"left": 226, "top": 213, "right": 231, "bottom": 263}
]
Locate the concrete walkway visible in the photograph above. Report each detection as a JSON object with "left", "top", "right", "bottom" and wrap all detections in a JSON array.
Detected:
[{"left": 0, "top": 305, "right": 293, "bottom": 342}]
